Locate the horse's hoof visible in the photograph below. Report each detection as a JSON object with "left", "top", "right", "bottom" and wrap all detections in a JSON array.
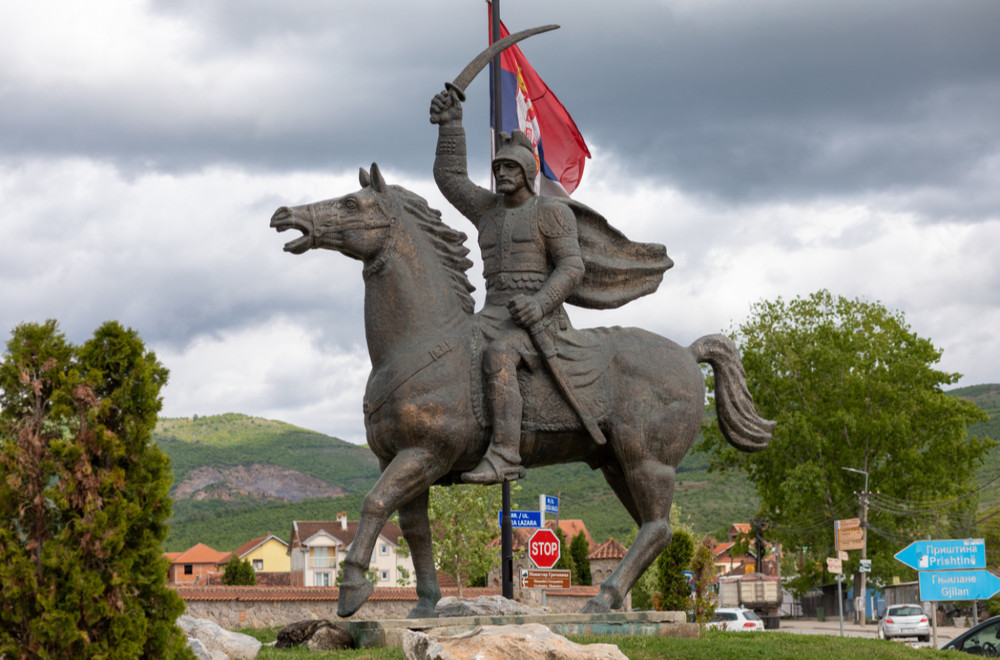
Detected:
[
  {"left": 580, "top": 597, "right": 611, "bottom": 614},
  {"left": 406, "top": 601, "right": 439, "bottom": 619},
  {"left": 337, "top": 579, "right": 375, "bottom": 618}
]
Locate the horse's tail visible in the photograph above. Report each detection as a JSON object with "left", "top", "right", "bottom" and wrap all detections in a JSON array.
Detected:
[{"left": 690, "top": 334, "right": 775, "bottom": 453}]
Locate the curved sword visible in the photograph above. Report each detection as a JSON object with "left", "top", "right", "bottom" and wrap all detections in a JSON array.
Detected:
[{"left": 445, "top": 24, "right": 559, "bottom": 102}]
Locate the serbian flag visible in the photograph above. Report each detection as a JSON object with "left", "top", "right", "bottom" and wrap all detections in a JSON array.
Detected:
[{"left": 488, "top": 13, "right": 591, "bottom": 196}]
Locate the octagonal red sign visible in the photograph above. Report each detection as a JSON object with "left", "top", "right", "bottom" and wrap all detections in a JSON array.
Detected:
[{"left": 528, "top": 528, "right": 561, "bottom": 569}]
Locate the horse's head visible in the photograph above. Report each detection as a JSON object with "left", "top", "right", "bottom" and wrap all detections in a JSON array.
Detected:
[{"left": 270, "top": 163, "right": 398, "bottom": 261}]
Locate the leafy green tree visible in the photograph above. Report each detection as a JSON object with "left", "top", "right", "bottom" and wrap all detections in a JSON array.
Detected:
[
  {"left": 653, "top": 528, "right": 694, "bottom": 611},
  {"left": 427, "top": 484, "right": 504, "bottom": 597},
  {"left": 552, "top": 526, "right": 576, "bottom": 575},
  {"left": 222, "top": 555, "right": 257, "bottom": 585},
  {"left": 690, "top": 536, "right": 718, "bottom": 624},
  {"left": 0, "top": 320, "right": 190, "bottom": 659},
  {"left": 569, "top": 531, "right": 592, "bottom": 586},
  {"left": 699, "top": 291, "right": 993, "bottom": 591}
]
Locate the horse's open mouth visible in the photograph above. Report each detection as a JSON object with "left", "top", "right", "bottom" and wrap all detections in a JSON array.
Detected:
[{"left": 270, "top": 207, "right": 312, "bottom": 254}]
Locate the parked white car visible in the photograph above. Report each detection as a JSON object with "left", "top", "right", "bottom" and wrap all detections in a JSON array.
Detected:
[
  {"left": 706, "top": 607, "right": 765, "bottom": 632},
  {"left": 877, "top": 604, "right": 930, "bottom": 642}
]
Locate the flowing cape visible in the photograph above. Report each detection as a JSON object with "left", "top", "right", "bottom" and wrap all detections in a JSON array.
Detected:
[{"left": 564, "top": 199, "right": 674, "bottom": 310}]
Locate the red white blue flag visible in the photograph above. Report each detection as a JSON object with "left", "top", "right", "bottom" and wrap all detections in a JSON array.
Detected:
[{"left": 489, "top": 13, "right": 591, "bottom": 197}]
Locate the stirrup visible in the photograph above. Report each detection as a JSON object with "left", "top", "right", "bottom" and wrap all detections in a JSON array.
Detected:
[{"left": 461, "top": 454, "right": 525, "bottom": 484}]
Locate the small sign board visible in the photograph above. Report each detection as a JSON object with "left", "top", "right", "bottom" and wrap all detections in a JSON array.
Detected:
[
  {"left": 895, "top": 539, "right": 986, "bottom": 571},
  {"left": 836, "top": 518, "right": 861, "bottom": 530},
  {"left": 838, "top": 551, "right": 849, "bottom": 561},
  {"left": 497, "top": 510, "right": 541, "bottom": 528},
  {"left": 542, "top": 494, "right": 559, "bottom": 515},
  {"left": 860, "top": 559, "right": 872, "bottom": 573},
  {"left": 521, "top": 569, "right": 571, "bottom": 589},
  {"left": 838, "top": 528, "right": 865, "bottom": 551},
  {"left": 919, "top": 569, "right": 1000, "bottom": 601},
  {"left": 827, "top": 557, "right": 843, "bottom": 574}
]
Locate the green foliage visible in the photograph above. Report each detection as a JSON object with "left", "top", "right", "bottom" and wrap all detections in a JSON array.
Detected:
[
  {"left": 653, "top": 528, "right": 694, "bottom": 611},
  {"left": 222, "top": 555, "right": 257, "bottom": 585},
  {"left": 427, "top": 484, "right": 504, "bottom": 596},
  {"left": 569, "top": 531, "right": 592, "bottom": 586},
  {"left": 0, "top": 320, "right": 191, "bottom": 659},
  {"left": 699, "top": 291, "right": 994, "bottom": 591},
  {"left": 552, "top": 526, "right": 576, "bottom": 574},
  {"left": 690, "top": 535, "right": 718, "bottom": 624}
]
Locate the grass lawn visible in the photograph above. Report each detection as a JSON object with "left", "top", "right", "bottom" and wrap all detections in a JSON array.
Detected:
[{"left": 240, "top": 627, "right": 958, "bottom": 659}]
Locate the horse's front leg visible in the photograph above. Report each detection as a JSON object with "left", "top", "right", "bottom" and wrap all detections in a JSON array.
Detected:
[{"left": 338, "top": 448, "right": 444, "bottom": 618}]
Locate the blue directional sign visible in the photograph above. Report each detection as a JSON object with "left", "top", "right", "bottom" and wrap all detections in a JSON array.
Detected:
[
  {"left": 919, "top": 570, "right": 1000, "bottom": 601},
  {"left": 543, "top": 495, "right": 559, "bottom": 515},
  {"left": 895, "top": 539, "right": 986, "bottom": 571},
  {"left": 497, "top": 510, "right": 542, "bottom": 528}
]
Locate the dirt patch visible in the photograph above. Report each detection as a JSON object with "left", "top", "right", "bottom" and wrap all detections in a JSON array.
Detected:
[{"left": 172, "top": 463, "right": 348, "bottom": 502}]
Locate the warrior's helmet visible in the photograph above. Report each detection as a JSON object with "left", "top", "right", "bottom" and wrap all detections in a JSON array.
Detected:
[{"left": 492, "top": 130, "right": 538, "bottom": 193}]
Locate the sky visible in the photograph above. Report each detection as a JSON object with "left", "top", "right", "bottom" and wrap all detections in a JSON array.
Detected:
[{"left": 2, "top": 0, "right": 999, "bottom": 444}]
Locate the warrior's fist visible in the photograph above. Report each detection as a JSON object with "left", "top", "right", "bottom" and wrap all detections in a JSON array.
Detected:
[
  {"left": 508, "top": 294, "right": 543, "bottom": 329},
  {"left": 430, "top": 88, "right": 463, "bottom": 125}
]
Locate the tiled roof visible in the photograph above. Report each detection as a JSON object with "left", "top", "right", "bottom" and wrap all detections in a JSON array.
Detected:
[
  {"left": 174, "top": 585, "right": 602, "bottom": 602},
  {"left": 234, "top": 533, "right": 288, "bottom": 558},
  {"left": 291, "top": 520, "right": 404, "bottom": 548},
  {"left": 171, "top": 543, "right": 232, "bottom": 565},
  {"left": 487, "top": 519, "right": 594, "bottom": 552},
  {"left": 713, "top": 541, "right": 735, "bottom": 559},
  {"left": 588, "top": 538, "right": 627, "bottom": 560}
]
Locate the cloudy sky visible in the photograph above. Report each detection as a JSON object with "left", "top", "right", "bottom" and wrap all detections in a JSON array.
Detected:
[{"left": 3, "top": 0, "right": 999, "bottom": 443}]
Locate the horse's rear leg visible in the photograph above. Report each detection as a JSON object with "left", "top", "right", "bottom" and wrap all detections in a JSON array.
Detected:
[
  {"left": 583, "top": 457, "right": 676, "bottom": 614},
  {"left": 397, "top": 489, "right": 441, "bottom": 618},
  {"left": 338, "top": 448, "right": 445, "bottom": 618}
]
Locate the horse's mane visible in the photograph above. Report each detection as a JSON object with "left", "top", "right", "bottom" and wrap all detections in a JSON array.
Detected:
[{"left": 390, "top": 185, "right": 476, "bottom": 315}]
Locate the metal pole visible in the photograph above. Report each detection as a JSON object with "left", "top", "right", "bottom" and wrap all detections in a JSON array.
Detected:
[
  {"left": 488, "top": 0, "right": 514, "bottom": 602},
  {"left": 837, "top": 574, "right": 844, "bottom": 637}
]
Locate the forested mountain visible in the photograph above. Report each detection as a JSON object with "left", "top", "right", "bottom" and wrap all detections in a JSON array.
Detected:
[{"left": 160, "top": 386, "right": 998, "bottom": 553}]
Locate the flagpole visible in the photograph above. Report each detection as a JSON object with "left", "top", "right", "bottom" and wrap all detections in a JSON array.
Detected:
[{"left": 489, "top": 0, "right": 516, "bottom": 603}]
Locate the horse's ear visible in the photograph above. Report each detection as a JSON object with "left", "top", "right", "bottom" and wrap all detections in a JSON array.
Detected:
[
  {"left": 359, "top": 167, "right": 371, "bottom": 188},
  {"left": 370, "top": 163, "right": 387, "bottom": 193}
]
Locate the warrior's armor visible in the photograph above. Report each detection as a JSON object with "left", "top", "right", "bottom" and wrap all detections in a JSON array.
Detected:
[{"left": 432, "top": 98, "right": 584, "bottom": 483}]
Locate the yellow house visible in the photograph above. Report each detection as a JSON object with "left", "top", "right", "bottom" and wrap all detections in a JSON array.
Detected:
[{"left": 234, "top": 533, "right": 290, "bottom": 573}]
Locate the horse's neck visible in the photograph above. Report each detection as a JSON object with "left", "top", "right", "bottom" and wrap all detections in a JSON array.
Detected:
[{"left": 362, "top": 228, "right": 469, "bottom": 367}]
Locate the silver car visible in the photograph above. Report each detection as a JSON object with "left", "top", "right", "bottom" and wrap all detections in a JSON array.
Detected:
[
  {"left": 705, "top": 607, "right": 765, "bottom": 632},
  {"left": 877, "top": 603, "right": 930, "bottom": 642}
]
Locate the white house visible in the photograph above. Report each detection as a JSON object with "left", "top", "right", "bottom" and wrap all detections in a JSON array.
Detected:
[{"left": 287, "top": 513, "right": 414, "bottom": 588}]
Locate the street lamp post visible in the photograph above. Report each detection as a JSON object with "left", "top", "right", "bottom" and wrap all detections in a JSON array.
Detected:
[{"left": 842, "top": 466, "right": 869, "bottom": 627}]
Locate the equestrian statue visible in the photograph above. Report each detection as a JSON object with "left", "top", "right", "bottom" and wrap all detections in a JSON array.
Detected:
[{"left": 269, "top": 27, "right": 774, "bottom": 618}]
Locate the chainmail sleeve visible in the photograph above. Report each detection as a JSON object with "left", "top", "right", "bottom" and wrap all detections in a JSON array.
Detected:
[{"left": 433, "top": 124, "right": 494, "bottom": 227}]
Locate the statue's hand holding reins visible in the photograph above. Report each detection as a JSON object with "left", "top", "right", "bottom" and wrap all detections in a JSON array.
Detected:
[
  {"left": 508, "top": 294, "right": 544, "bottom": 329},
  {"left": 430, "top": 89, "right": 463, "bottom": 126}
]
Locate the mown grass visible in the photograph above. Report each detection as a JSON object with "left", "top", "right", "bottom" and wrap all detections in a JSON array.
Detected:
[{"left": 240, "top": 626, "right": 957, "bottom": 659}]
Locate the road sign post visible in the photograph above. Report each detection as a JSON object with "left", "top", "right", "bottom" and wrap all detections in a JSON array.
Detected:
[
  {"left": 528, "top": 528, "right": 561, "bottom": 569},
  {"left": 521, "top": 569, "right": 571, "bottom": 589},
  {"left": 895, "top": 539, "right": 986, "bottom": 571}
]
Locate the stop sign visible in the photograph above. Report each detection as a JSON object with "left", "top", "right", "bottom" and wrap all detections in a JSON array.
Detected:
[{"left": 528, "top": 528, "right": 561, "bottom": 569}]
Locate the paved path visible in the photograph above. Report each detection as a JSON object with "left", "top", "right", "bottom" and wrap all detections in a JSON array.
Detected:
[{"left": 777, "top": 617, "right": 970, "bottom": 649}]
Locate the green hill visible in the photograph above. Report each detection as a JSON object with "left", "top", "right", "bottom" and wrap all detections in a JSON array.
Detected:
[
  {"left": 949, "top": 384, "right": 1000, "bottom": 510},
  {"left": 157, "top": 413, "right": 756, "bottom": 552}
]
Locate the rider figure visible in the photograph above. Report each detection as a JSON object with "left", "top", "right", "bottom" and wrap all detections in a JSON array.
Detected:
[{"left": 430, "top": 88, "right": 585, "bottom": 484}]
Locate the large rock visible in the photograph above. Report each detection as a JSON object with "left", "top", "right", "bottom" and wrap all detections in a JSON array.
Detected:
[
  {"left": 276, "top": 619, "right": 355, "bottom": 651},
  {"left": 403, "top": 623, "right": 627, "bottom": 660},
  {"left": 435, "top": 595, "right": 545, "bottom": 617},
  {"left": 177, "top": 615, "right": 262, "bottom": 660}
]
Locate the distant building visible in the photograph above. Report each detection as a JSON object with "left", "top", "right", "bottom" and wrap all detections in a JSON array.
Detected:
[
  {"left": 486, "top": 519, "right": 595, "bottom": 587},
  {"left": 233, "top": 533, "right": 290, "bottom": 573},
  {"left": 166, "top": 543, "right": 232, "bottom": 585},
  {"left": 287, "top": 513, "right": 414, "bottom": 588},
  {"left": 588, "top": 537, "right": 628, "bottom": 584},
  {"left": 712, "top": 522, "right": 778, "bottom": 577}
]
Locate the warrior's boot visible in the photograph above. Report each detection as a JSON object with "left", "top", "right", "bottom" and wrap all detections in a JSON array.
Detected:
[{"left": 463, "top": 352, "right": 526, "bottom": 484}]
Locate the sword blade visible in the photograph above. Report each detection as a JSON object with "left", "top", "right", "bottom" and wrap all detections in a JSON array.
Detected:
[{"left": 445, "top": 24, "right": 559, "bottom": 101}]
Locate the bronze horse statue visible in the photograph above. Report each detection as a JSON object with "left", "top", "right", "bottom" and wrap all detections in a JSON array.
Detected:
[{"left": 270, "top": 164, "right": 774, "bottom": 618}]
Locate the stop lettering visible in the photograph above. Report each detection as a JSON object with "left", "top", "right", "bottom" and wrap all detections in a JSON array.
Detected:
[{"left": 528, "top": 528, "right": 560, "bottom": 569}]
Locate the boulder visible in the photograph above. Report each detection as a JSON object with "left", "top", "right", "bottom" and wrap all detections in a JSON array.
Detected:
[
  {"left": 177, "top": 615, "right": 262, "bottom": 660},
  {"left": 276, "top": 619, "right": 355, "bottom": 651},
  {"left": 435, "top": 595, "right": 545, "bottom": 617},
  {"left": 403, "top": 623, "right": 627, "bottom": 660}
]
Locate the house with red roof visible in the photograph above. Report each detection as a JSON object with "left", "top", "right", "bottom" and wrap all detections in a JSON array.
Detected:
[
  {"left": 232, "top": 533, "right": 290, "bottom": 573},
  {"left": 588, "top": 537, "right": 628, "bottom": 584},
  {"left": 166, "top": 543, "right": 232, "bottom": 585},
  {"left": 288, "top": 512, "right": 414, "bottom": 588}
]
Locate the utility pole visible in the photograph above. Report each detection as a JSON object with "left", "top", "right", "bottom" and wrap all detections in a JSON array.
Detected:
[{"left": 843, "top": 467, "right": 869, "bottom": 626}]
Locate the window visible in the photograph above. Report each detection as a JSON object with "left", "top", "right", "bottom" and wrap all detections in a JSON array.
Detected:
[
  {"left": 381, "top": 570, "right": 389, "bottom": 582},
  {"left": 252, "top": 559, "right": 263, "bottom": 571},
  {"left": 184, "top": 564, "right": 193, "bottom": 575},
  {"left": 315, "top": 572, "right": 331, "bottom": 587},
  {"left": 313, "top": 546, "right": 331, "bottom": 568},
  {"left": 380, "top": 544, "right": 389, "bottom": 555}
]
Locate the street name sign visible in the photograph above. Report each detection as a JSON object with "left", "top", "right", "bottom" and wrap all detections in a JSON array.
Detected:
[
  {"left": 826, "top": 557, "right": 842, "bottom": 574},
  {"left": 542, "top": 494, "right": 559, "bottom": 514},
  {"left": 521, "top": 569, "right": 571, "bottom": 589},
  {"left": 919, "top": 570, "right": 1000, "bottom": 601},
  {"left": 836, "top": 518, "right": 861, "bottom": 529},
  {"left": 895, "top": 539, "right": 986, "bottom": 571},
  {"left": 497, "top": 510, "right": 541, "bottom": 528}
]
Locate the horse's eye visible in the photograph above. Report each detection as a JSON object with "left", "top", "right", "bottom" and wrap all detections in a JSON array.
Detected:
[{"left": 344, "top": 198, "right": 358, "bottom": 211}]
